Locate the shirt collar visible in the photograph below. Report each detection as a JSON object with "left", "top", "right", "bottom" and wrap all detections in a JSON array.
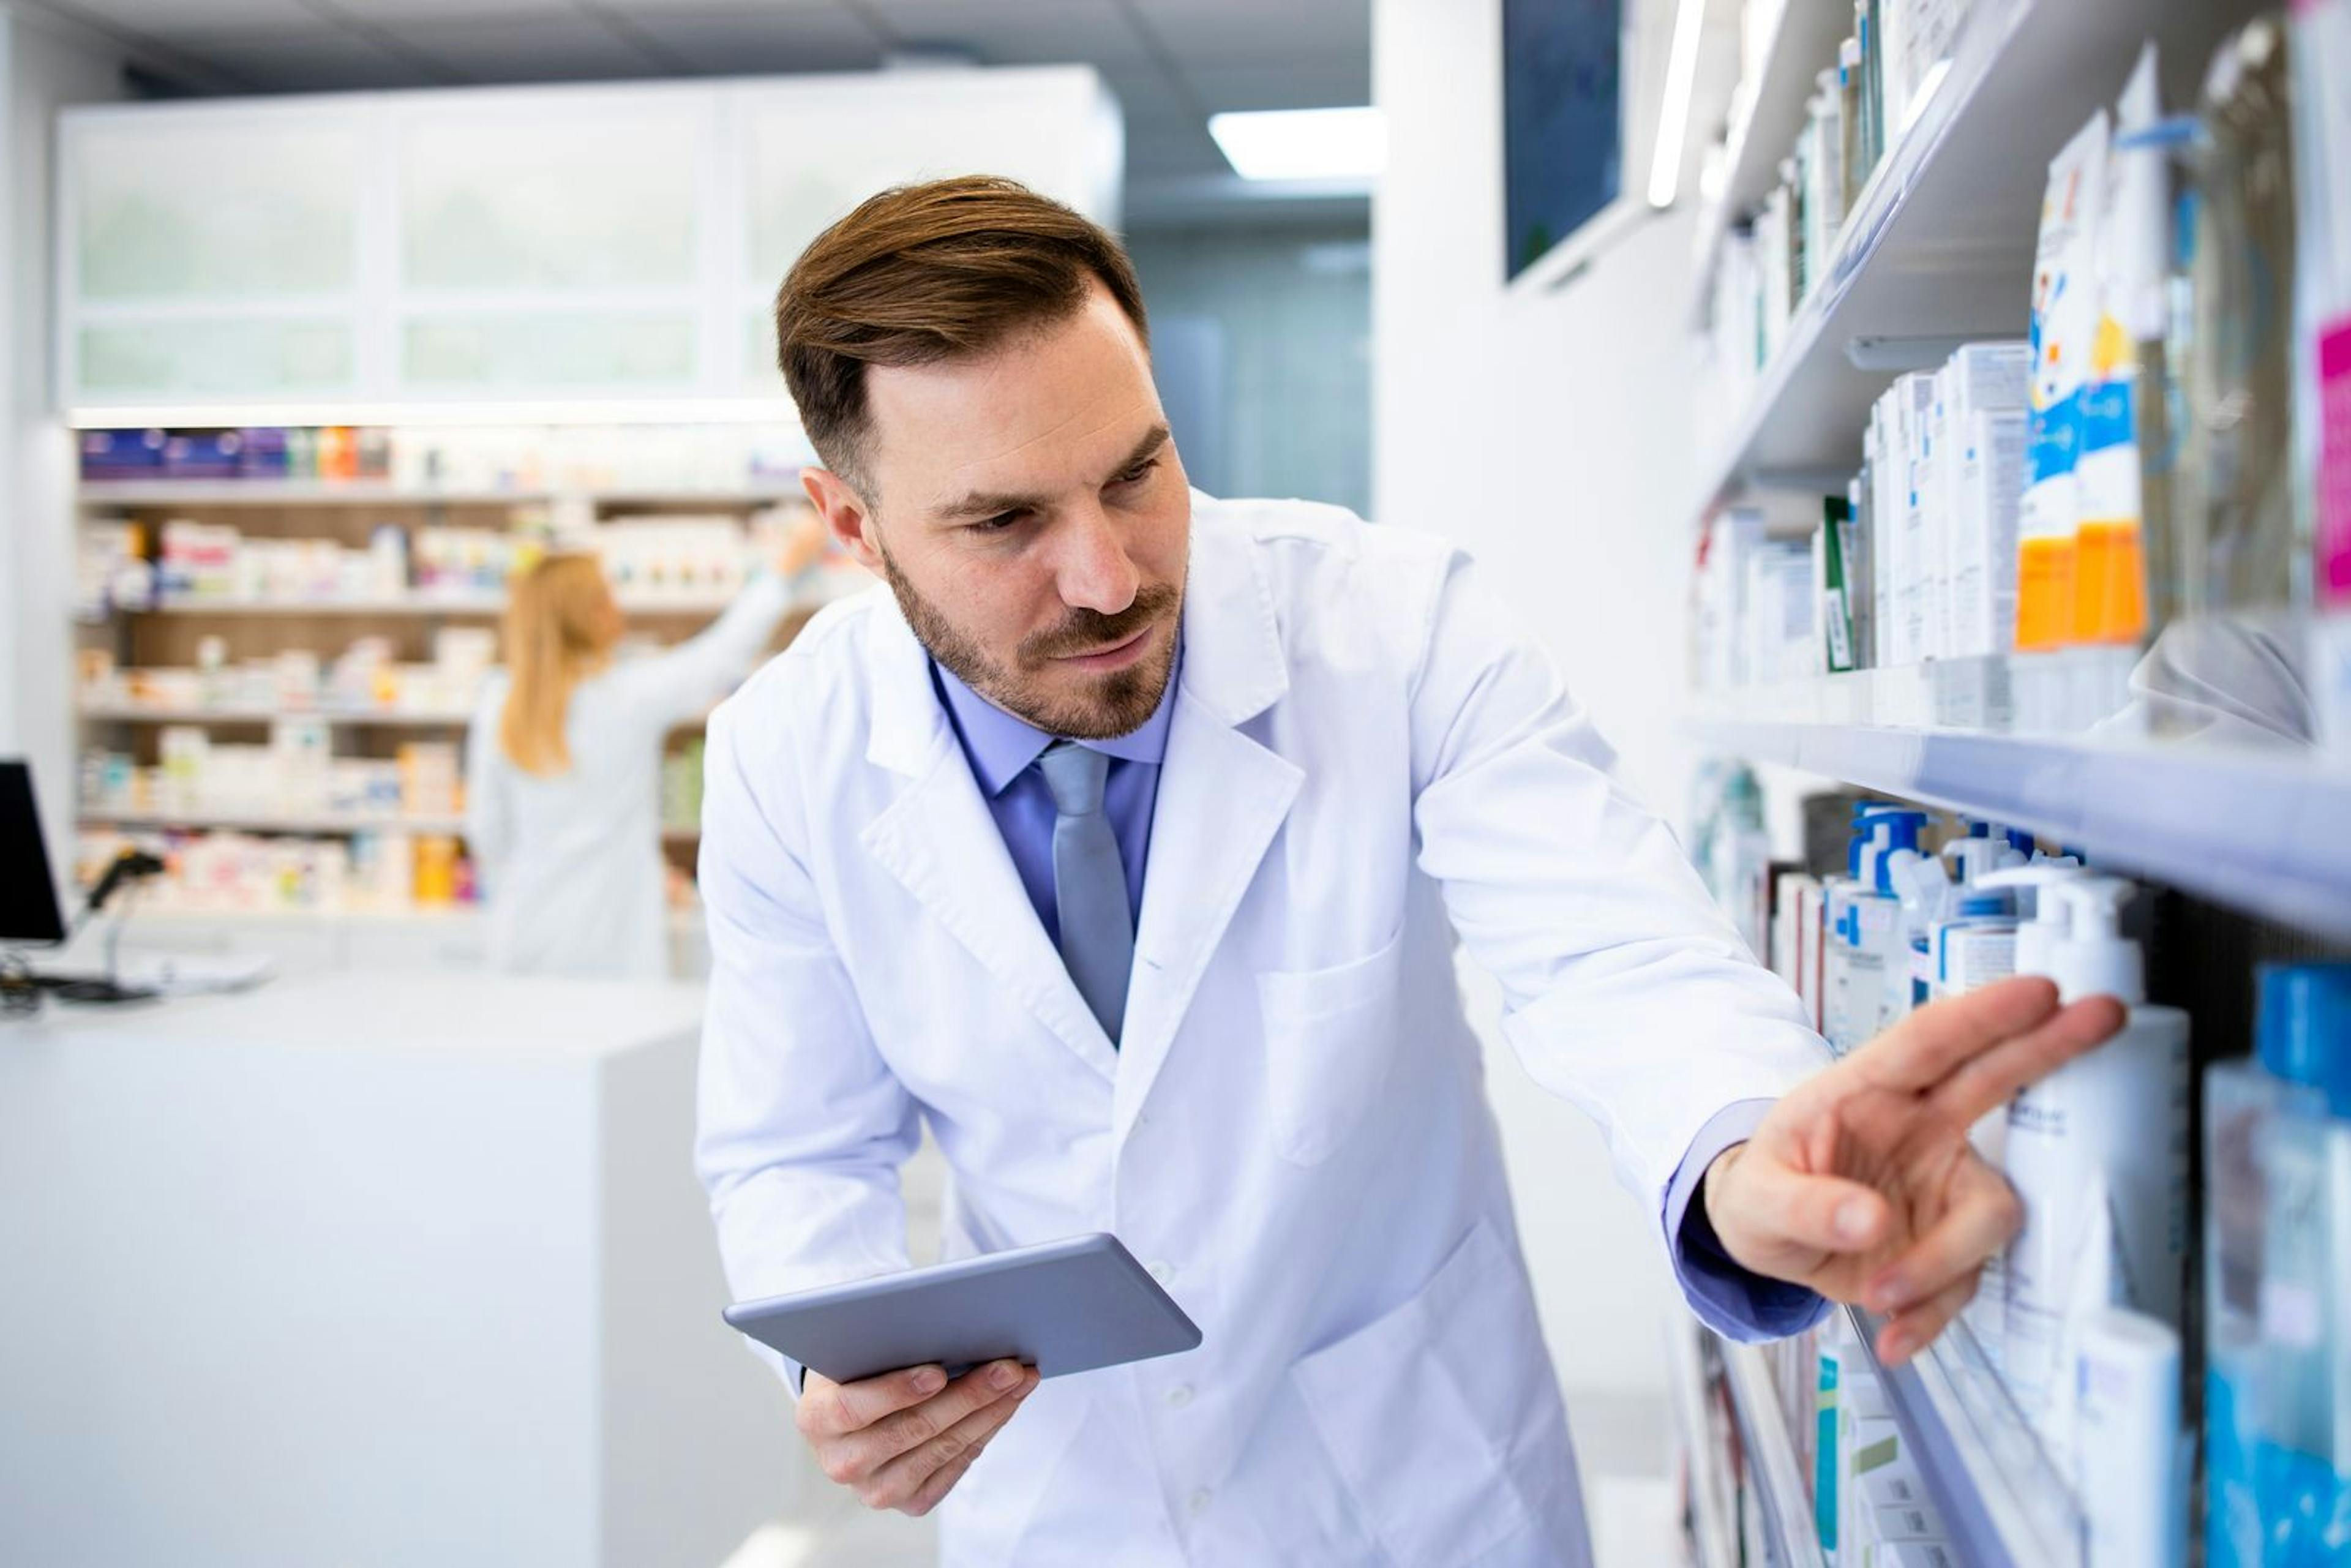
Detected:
[{"left": 929, "top": 639, "right": 1181, "bottom": 798}]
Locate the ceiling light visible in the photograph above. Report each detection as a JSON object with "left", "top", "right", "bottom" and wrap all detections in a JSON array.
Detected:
[
  {"left": 1208, "top": 107, "right": 1385, "bottom": 182},
  {"left": 1647, "top": 0, "right": 1706, "bottom": 209}
]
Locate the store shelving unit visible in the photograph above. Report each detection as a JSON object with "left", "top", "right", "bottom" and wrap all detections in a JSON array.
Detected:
[
  {"left": 118, "top": 593, "right": 737, "bottom": 617},
  {"left": 1685, "top": 0, "right": 1858, "bottom": 332},
  {"left": 81, "top": 808, "right": 467, "bottom": 835},
  {"left": 1720, "top": 1340, "right": 1828, "bottom": 1568},
  {"left": 1666, "top": 1321, "right": 1740, "bottom": 1568},
  {"left": 77, "top": 481, "right": 805, "bottom": 507},
  {"left": 79, "top": 705, "right": 473, "bottom": 727},
  {"left": 1687, "top": 0, "right": 2265, "bottom": 517}
]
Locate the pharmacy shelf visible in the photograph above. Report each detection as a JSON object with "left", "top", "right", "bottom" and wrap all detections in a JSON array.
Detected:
[
  {"left": 80, "top": 808, "right": 467, "bottom": 836},
  {"left": 1696, "top": 707, "right": 2351, "bottom": 941},
  {"left": 1719, "top": 1338, "right": 1828, "bottom": 1568},
  {"left": 1685, "top": 0, "right": 1856, "bottom": 329},
  {"left": 78, "top": 705, "right": 473, "bottom": 727},
  {"left": 77, "top": 480, "right": 804, "bottom": 507},
  {"left": 1690, "top": 0, "right": 2263, "bottom": 514},
  {"left": 1666, "top": 1321, "right": 1739, "bottom": 1568},
  {"left": 124, "top": 594, "right": 735, "bottom": 618},
  {"left": 1846, "top": 1307, "right": 2081, "bottom": 1568}
]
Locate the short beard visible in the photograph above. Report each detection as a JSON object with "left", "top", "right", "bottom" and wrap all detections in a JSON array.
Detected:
[{"left": 877, "top": 543, "right": 1183, "bottom": 741}]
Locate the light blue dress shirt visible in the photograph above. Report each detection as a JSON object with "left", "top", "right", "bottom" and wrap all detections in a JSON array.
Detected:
[{"left": 927, "top": 652, "right": 1821, "bottom": 1341}]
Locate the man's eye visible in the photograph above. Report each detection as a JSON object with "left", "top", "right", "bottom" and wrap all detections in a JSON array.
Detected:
[
  {"left": 1114, "top": 459, "right": 1158, "bottom": 487},
  {"left": 973, "top": 509, "right": 1027, "bottom": 534}
]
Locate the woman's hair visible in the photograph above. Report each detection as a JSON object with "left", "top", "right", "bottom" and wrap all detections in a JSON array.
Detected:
[{"left": 498, "top": 553, "right": 613, "bottom": 776}]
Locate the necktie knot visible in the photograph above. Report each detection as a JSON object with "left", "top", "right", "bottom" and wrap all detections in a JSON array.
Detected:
[{"left": 1037, "top": 740, "right": 1109, "bottom": 817}]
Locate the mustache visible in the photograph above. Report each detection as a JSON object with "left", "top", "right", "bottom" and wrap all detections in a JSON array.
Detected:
[{"left": 1022, "top": 582, "right": 1180, "bottom": 663}]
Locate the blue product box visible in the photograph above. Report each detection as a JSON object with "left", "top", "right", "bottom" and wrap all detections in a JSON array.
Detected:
[
  {"left": 238, "top": 426, "right": 290, "bottom": 479},
  {"left": 160, "top": 429, "right": 245, "bottom": 479},
  {"left": 78, "top": 428, "right": 165, "bottom": 479}
]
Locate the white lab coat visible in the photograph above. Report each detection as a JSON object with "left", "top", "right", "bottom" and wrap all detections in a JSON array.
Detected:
[
  {"left": 695, "top": 497, "right": 1829, "bottom": 1566},
  {"left": 465, "top": 571, "right": 793, "bottom": 980}
]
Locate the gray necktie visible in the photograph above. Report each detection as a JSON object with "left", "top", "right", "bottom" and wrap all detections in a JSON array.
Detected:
[{"left": 1037, "top": 740, "right": 1134, "bottom": 1044}]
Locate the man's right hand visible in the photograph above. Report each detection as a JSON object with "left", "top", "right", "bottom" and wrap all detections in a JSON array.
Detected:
[{"left": 797, "top": 1359, "right": 1040, "bottom": 1517}]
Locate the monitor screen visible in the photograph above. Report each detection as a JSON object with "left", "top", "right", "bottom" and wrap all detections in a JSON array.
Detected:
[
  {"left": 1, "top": 761, "right": 67, "bottom": 946},
  {"left": 1502, "top": 0, "right": 1625, "bottom": 282}
]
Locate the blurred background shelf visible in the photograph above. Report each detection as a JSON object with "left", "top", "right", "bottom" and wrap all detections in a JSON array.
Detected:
[
  {"left": 80, "top": 808, "right": 468, "bottom": 835},
  {"left": 79, "top": 705, "right": 474, "bottom": 727},
  {"left": 1719, "top": 1339, "right": 1828, "bottom": 1568},
  {"left": 78, "top": 481, "right": 806, "bottom": 507}
]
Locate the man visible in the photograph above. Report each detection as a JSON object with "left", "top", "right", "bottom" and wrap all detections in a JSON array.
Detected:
[{"left": 695, "top": 176, "right": 2121, "bottom": 1566}]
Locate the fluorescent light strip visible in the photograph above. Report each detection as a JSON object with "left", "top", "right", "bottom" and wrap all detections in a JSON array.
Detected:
[
  {"left": 1648, "top": 0, "right": 1708, "bottom": 209},
  {"left": 1207, "top": 107, "right": 1385, "bottom": 182},
  {"left": 67, "top": 397, "right": 809, "bottom": 431}
]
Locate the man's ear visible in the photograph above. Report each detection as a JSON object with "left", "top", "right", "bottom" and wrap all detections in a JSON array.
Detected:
[{"left": 801, "top": 466, "right": 885, "bottom": 576}]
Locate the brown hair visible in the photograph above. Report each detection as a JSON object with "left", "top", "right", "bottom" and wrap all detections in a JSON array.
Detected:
[
  {"left": 773, "top": 175, "right": 1149, "bottom": 493},
  {"left": 499, "top": 553, "right": 615, "bottom": 775}
]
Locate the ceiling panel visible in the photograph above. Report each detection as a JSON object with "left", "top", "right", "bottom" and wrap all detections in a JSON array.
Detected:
[
  {"left": 1182, "top": 57, "right": 1369, "bottom": 112},
  {"left": 620, "top": 7, "right": 886, "bottom": 74},
  {"left": 861, "top": 0, "right": 1151, "bottom": 66},
  {"left": 39, "top": 0, "right": 328, "bottom": 43},
  {"left": 178, "top": 31, "right": 434, "bottom": 91},
  {"left": 384, "top": 16, "right": 675, "bottom": 82},
  {"left": 1126, "top": 0, "right": 1368, "bottom": 64},
  {"left": 323, "top": 0, "right": 581, "bottom": 18}
]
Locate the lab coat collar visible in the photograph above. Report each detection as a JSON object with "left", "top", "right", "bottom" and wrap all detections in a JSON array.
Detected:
[{"left": 858, "top": 497, "right": 1300, "bottom": 1100}]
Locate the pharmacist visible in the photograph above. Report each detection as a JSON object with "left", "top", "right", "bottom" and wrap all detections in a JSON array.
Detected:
[{"left": 694, "top": 176, "right": 2124, "bottom": 1567}]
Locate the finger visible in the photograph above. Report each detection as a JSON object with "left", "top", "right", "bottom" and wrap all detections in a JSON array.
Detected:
[
  {"left": 801, "top": 1363, "right": 949, "bottom": 1439},
  {"left": 901, "top": 1449, "right": 980, "bottom": 1517},
  {"left": 1861, "top": 1157, "right": 2022, "bottom": 1315},
  {"left": 1851, "top": 977, "right": 2061, "bottom": 1095},
  {"left": 1876, "top": 1274, "right": 1978, "bottom": 1365},
  {"left": 1930, "top": 994, "right": 2127, "bottom": 1127},
  {"left": 841, "top": 1359, "right": 1029, "bottom": 1477},
  {"left": 1733, "top": 1158, "right": 1892, "bottom": 1260},
  {"left": 861, "top": 1366, "right": 1037, "bottom": 1512}
]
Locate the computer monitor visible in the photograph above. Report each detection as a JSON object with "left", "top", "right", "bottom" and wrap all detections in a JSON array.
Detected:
[{"left": 2, "top": 760, "right": 69, "bottom": 947}]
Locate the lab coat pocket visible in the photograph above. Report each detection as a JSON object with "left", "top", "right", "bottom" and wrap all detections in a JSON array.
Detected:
[
  {"left": 1289, "top": 1219, "right": 1543, "bottom": 1566},
  {"left": 1254, "top": 926, "right": 1404, "bottom": 1166}
]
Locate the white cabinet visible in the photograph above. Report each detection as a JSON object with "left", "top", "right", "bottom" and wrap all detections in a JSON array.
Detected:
[{"left": 58, "top": 67, "right": 1122, "bottom": 418}]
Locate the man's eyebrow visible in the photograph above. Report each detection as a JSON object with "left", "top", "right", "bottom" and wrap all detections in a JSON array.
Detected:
[{"left": 931, "top": 424, "right": 1173, "bottom": 524}]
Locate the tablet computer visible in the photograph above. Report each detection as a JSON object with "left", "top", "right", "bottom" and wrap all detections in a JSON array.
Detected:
[{"left": 722, "top": 1232, "right": 1201, "bottom": 1386}]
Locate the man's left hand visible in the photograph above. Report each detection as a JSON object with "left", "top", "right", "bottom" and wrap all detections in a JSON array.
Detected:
[{"left": 1701, "top": 976, "right": 2125, "bottom": 1364}]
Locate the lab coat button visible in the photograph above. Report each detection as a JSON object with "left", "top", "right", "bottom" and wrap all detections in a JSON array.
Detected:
[
  {"left": 1187, "top": 1488, "right": 1212, "bottom": 1517},
  {"left": 1166, "top": 1383, "right": 1193, "bottom": 1409}
]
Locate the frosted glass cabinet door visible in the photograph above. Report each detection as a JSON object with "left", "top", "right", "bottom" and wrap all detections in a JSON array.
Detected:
[
  {"left": 71, "top": 113, "right": 362, "bottom": 302},
  {"left": 741, "top": 71, "right": 1121, "bottom": 289},
  {"left": 397, "top": 103, "right": 702, "bottom": 291}
]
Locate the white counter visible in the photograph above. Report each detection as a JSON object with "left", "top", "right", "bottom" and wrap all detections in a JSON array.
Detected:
[{"left": 0, "top": 972, "right": 803, "bottom": 1567}]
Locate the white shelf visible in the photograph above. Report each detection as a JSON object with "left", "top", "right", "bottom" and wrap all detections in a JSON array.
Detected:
[
  {"left": 1691, "top": 0, "right": 2265, "bottom": 512},
  {"left": 1719, "top": 1338, "right": 1828, "bottom": 1568},
  {"left": 78, "top": 480, "right": 805, "bottom": 507},
  {"left": 126, "top": 594, "right": 735, "bottom": 618},
  {"left": 81, "top": 808, "right": 468, "bottom": 836},
  {"left": 80, "top": 705, "right": 474, "bottom": 727},
  {"left": 1695, "top": 673, "right": 2351, "bottom": 939},
  {"left": 1845, "top": 1307, "right": 2081, "bottom": 1568},
  {"left": 1685, "top": 0, "right": 1856, "bottom": 329}
]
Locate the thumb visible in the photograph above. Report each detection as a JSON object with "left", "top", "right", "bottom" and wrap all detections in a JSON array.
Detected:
[{"left": 1720, "top": 1154, "right": 1891, "bottom": 1260}]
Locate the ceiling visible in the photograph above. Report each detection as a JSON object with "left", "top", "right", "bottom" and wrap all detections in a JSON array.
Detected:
[{"left": 16, "top": 0, "right": 1375, "bottom": 227}]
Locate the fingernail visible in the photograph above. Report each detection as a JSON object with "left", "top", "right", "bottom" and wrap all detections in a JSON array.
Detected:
[
  {"left": 1835, "top": 1198, "right": 1875, "bottom": 1244},
  {"left": 989, "top": 1362, "right": 1019, "bottom": 1390},
  {"left": 913, "top": 1367, "right": 946, "bottom": 1394},
  {"left": 1871, "top": 1272, "right": 1912, "bottom": 1311}
]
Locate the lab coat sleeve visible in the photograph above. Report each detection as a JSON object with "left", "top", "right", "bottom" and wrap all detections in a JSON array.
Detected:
[
  {"left": 1404, "top": 545, "right": 1832, "bottom": 1343},
  {"left": 694, "top": 689, "right": 921, "bottom": 1394},
  {"left": 632, "top": 568, "right": 800, "bottom": 727},
  {"left": 462, "top": 681, "right": 514, "bottom": 898}
]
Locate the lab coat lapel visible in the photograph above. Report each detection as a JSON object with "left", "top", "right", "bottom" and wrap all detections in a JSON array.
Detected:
[
  {"left": 1112, "top": 512, "right": 1300, "bottom": 1147},
  {"left": 858, "top": 595, "right": 1119, "bottom": 1082}
]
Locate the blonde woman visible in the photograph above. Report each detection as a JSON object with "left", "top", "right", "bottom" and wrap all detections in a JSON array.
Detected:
[{"left": 465, "top": 519, "right": 827, "bottom": 978}]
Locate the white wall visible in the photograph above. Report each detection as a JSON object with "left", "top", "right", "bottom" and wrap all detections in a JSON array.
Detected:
[
  {"left": 1, "top": 6, "right": 122, "bottom": 857},
  {"left": 1374, "top": 0, "right": 1708, "bottom": 1409}
]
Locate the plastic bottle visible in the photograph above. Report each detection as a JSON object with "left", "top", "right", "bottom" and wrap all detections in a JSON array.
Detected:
[
  {"left": 1824, "top": 805, "right": 1904, "bottom": 1054},
  {"left": 2205, "top": 963, "right": 2351, "bottom": 1566},
  {"left": 2000, "top": 875, "right": 2190, "bottom": 1474}
]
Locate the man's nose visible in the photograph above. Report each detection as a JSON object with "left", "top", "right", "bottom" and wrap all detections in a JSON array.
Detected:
[{"left": 1053, "top": 502, "right": 1140, "bottom": 617}]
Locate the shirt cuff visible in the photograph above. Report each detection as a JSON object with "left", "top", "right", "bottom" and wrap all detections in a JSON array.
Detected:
[{"left": 1664, "top": 1098, "right": 1831, "bottom": 1343}]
